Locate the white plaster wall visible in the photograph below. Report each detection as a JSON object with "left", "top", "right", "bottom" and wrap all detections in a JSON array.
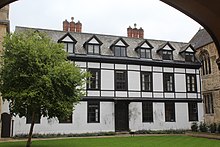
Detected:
[
  {"left": 75, "top": 61, "right": 86, "bottom": 68},
  {"left": 101, "top": 70, "right": 114, "bottom": 90},
  {"left": 163, "top": 67, "right": 173, "bottom": 72},
  {"left": 186, "top": 69, "right": 196, "bottom": 74},
  {"left": 88, "top": 62, "right": 100, "bottom": 68},
  {"left": 116, "top": 91, "right": 127, "bottom": 97},
  {"left": 128, "top": 71, "right": 140, "bottom": 91},
  {"left": 175, "top": 74, "right": 186, "bottom": 92},
  {"left": 12, "top": 102, "right": 114, "bottom": 136},
  {"left": 129, "top": 102, "right": 203, "bottom": 131},
  {"left": 128, "top": 65, "right": 140, "bottom": 71},
  {"left": 115, "top": 64, "right": 126, "bottom": 70},
  {"left": 197, "top": 75, "right": 201, "bottom": 92},
  {"left": 142, "top": 92, "right": 153, "bottom": 98},
  {"left": 87, "top": 91, "right": 100, "bottom": 96},
  {"left": 129, "top": 92, "right": 141, "bottom": 97},
  {"left": 101, "top": 63, "right": 114, "bottom": 69},
  {"left": 141, "top": 66, "right": 152, "bottom": 71},
  {"left": 175, "top": 68, "right": 185, "bottom": 73},
  {"left": 1, "top": 100, "right": 10, "bottom": 113},
  {"left": 153, "top": 73, "right": 163, "bottom": 91},
  {"left": 153, "top": 67, "right": 162, "bottom": 72}
]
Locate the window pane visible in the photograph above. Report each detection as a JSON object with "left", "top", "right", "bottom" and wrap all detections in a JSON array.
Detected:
[
  {"left": 140, "top": 49, "right": 146, "bottom": 58},
  {"left": 164, "top": 73, "right": 174, "bottom": 92},
  {"left": 115, "top": 71, "right": 127, "bottom": 90},
  {"left": 88, "top": 45, "right": 94, "bottom": 54},
  {"left": 163, "top": 51, "right": 172, "bottom": 60},
  {"left": 64, "top": 43, "right": 67, "bottom": 52},
  {"left": 165, "top": 102, "right": 175, "bottom": 122},
  {"left": 188, "top": 102, "right": 198, "bottom": 121},
  {"left": 88, "top": 101, "right": 100, "bottom": 123},
  {"left": 141, "top": 72, "right": 152, "bottom": 91},
  {"left": 68, "top": 43, "right": 74, "bottom": 53},
  {"left": 87, "top": 69, "right": 100, "bottom": 90},
  {"left": 145, "top": 49, "right": 151, "bottom": 59},
  {"left": 121, "top": 47, "right": 126, "bottom": 57},
  {"left": 142, "top": 102, "right": 153, "bottom": 122},
  {"left": 94, "top": 45, "right": 100, "bottom": 54},
  {"left": 115, "top": 46, "right": 121, "bottom": 56}
]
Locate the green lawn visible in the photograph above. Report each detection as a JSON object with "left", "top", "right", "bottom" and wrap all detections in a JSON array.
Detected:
[{"left": 0, "top": 135, "right": 220, "bottom": 147}]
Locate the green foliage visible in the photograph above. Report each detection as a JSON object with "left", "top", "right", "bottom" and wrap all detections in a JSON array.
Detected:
[
  {"left": 134, "top": 129, "right": 186, "bottom": 134},
  {"left": 14, "top": 132, "right": 116, "bottom": 139},
  {"left": 191, "top": 122, "right": 198, "bottom": 132},
  {"left": 199, "top": 122, "right": 208, "bottom": 132},
  {"left": 209, "top": 123, "right": 217, "bottom": 133},
  {"left": 0, "top": 30, "right": 88, "bottom": 119}
]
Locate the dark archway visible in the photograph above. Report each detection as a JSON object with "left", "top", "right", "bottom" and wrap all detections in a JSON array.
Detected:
[
  {"left": 161, "top": 0, "right": 220, "bottom": 68},
  {"left": 1, "top": 113, "right": 11, "bottom": 138},
  {"left": 0, "top": 0, "right": 17, "bottom": 9}
]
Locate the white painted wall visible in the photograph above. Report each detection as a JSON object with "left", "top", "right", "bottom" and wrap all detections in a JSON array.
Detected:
[
  {"left": 128, "top": 71, "right": 140, "bottom": 91},
  {"left": 175, "top": 74, "right": 186, "bottom": 92},
  {"left": 101, "top": 70, "right": 114, "bottom": 90},
  {"left": 12, "top": 102, "right": 115, "bottom": 135},
  {"left": 129, "top": 102, "right": 204, "bottom": 131},
  {"left": 153, "top": 73, "right": 163, "bottom": 91}
]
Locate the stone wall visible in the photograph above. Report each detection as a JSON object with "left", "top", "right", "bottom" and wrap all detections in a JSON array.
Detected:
[
  {"left": 0, "top": 5, "right": 9, "bottom": 137},
  {"left": 196, "top": 42, "right": 220, "bottom": 124}
]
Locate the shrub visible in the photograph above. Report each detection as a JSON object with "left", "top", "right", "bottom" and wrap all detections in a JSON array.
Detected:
[
  {"left": 199, "top": 122, "right": 208, "bottom": 132},
  {"left": 191, "top": 122, "right": 198, "bottom": 132},
  {"left": 209, "top": 123, "right": 217, "bottom": 133}
]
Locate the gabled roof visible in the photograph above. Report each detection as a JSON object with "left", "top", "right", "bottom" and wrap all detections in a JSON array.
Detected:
[
  {"left": 157, "top": 42, "right": 175, "bottom": 52},
  {"left": 58, "top": 32, "right": 77, "bottom": 43},
  {"left": 84, "top": 35, "right": 103, "bottom": 45},
  {"left": 135, "top": 40, "right": 153, "bottom": 51},
  {"left": 179, "top": 44, "right": 195, "bottom": 53},
  {"left": 189, "top": 29, "right": 213, "bottom": 49},
  {"left": 110, "top": 37, "right": 129, "bottom": 49}
]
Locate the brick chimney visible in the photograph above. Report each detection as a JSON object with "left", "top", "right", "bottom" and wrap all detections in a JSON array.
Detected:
[
  {"left": 63, "top": 19, "right": 69, "bottom": 31},
  {"left": 63, "top": 17, "right": 82, "bottom": 32},
  {"left": 75, "top": 21, "right": 82, "bottom": 32},
  {"left": 138, "top": 27, "right": 144, "bottom": 38},
  {"left": 127, "top": 24, "right": 144, "bottom": 39},
  {"left": 69, "top": 17, "right": 75, "bottom": 32},
  {"left": 127, "top": 26, "right": 132, "bottom": 38}
]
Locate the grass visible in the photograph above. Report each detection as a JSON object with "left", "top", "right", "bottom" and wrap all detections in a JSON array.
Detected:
[{"left": 0, "top": 135, "right": 220, "bottom": 147}]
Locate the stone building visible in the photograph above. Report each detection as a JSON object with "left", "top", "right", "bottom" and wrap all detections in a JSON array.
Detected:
[
  {"left": 0, "top": 5, "right": 9, "bottom": 138},
  {"left": 190, "top": 29, "right": 220, "bottom": 124}
]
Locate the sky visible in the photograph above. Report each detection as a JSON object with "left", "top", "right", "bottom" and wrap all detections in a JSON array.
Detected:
[{"left": 9, "top": 0, "right": 201, "bottom": 43}]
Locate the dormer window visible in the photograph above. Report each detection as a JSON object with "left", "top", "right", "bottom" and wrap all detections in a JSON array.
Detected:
[
  {"left": 110, "top": 38, "right": 128, "bottom": 57},
  {"left": 157, "top": 42, "right": 175, "bottom": 60},
  {"left": 185, "top": 52, "right": 195, "bottom": 62},
  {"left": 84, "top": 35, "right": 102, "bottom": 55},
  {"left": 163, "top": 50, "right": 173, "bottom": 60},
  {"left": 58, "top": 33, "right": 77, "bottom": 54},
  {"left": 135, "top": 40, "right": 153, "bottom": 59},
  {"left": 179, "top": 44, "right": 195, "bottom": 62}
]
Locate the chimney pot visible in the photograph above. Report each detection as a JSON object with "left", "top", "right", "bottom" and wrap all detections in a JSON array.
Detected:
[
  {"left": 138, "top": 27, "right": 144, "bottom": 38},
  {"left": 76, "top": 21, "right": 82, "bottom": 32},
  {"left": 127, "top": 26, "right": 132, "bottom": 38},
  {"left": 63, "top": 19, "right": 69, "bottom": 31},
  {"left": 70, "top": 17, "right": 75, "bottom": 32}
]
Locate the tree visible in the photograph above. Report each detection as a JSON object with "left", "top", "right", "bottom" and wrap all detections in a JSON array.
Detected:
[{"left": 0, "top": 31, "right": 88, "bottom": 147}]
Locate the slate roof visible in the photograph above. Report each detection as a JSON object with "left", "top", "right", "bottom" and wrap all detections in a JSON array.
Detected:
[
  {"left": 16, "top": 26, "right": 193, "bottom": 62},
  {"left": 189, "top": 29, "right": 213, "bottom": 49}
]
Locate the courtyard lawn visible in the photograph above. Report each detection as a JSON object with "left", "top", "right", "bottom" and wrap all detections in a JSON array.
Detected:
[{"left": 0, "top": 135, "right": 220, "bottom": 147}]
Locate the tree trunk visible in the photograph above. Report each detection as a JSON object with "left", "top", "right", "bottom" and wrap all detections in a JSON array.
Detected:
[{"left": 26, "top": 111, "right": 35, "bottom": 147}]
